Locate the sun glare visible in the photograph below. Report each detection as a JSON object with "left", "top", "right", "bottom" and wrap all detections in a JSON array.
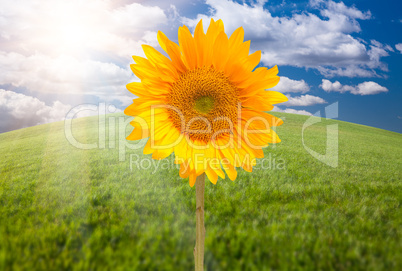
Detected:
[
  {"left": 60, "top": 23, "right": 87, "bottom": 49},
  {"left": 40, "top": 2, "right": 96, "bottom": 55}
]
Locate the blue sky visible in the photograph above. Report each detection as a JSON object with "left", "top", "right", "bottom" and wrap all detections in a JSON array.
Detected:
[{"left": 0, "top": 0, "right": 401, "bottom": 133}]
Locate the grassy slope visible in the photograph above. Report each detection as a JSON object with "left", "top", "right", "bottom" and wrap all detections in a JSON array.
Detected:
[{"left": 0, "top": 112, "right": 401, "bottom": 271}]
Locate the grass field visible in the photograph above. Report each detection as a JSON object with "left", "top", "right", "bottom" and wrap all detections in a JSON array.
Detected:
[{"left": 0, "top": 112, "right": 401, "bottom": 270}]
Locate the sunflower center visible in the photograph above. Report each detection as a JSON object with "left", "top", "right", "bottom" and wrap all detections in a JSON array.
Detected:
[
  {"left": 167, "top": 66, "right": 239, "bottom": 142},
  {"left": 194, "top": 96, "right": 215, "bottom": 114}
]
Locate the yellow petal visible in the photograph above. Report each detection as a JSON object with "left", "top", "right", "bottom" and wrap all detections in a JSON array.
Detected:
[
  {"left": 142, "top": 44, "right": 178, "bottom": 80},
  {"left": 132, "top": 55, "right": 154, "bottom": 69},
  {"left": 206, "top": 18, "right": 224, "bottom": 42},
  {"left": 228, "top": 27, "right": 244, "bottom": 49},
  {"left": 174, "top": 137, "right": 190, "bottom": 160},
  {"left": 157, "top": 30, "right": 187, "bottom": 74},
  {"left": 126, "top": 82, "right": 145, "bottom": 97},
  {"left": 179, "top": 161, "right": 190, "bottom": 178},
  {"left": 124, "top": 98, "right": 161, "bottom": 117},
  {"left": 205, "top": 166, "right": 218, "bottom": 184},
  {"left": 240, "top": 76, "right": 280, "bottom": 96},
  {"left": 204, "top": 19, "right": 225, "bottom": 66},
  {"left": 212, "top": 31, "right": 229, "bottom": 71},
  {"left": 157, "top": 31, "right": 169, "bottom": 52},
  {"left": 130, "top": 64, "right": 163, "bottom": 81},
  {"left": 189, "top": 170, "right": 197, "bottom": 187},
  {"left": 141, "top": 78, "right": 171, "bottom": 95},
  {"left": 143, "top": 140, "right": 153, "bottom": 154},
  {"left": 126, "top": 121, "right": 149, "bottom": 140},
  {"left": 259, "top": 90, "right": 288, "bottom": 104},
  {"left": 242, "top": 109, "right": 284, "bottom": 128},
  {"left": 244, "top": 50, "right": 261, "bottom": 72},
  {"left": 194, "top": 19, "right": 206, "bottom": 67},
  {"left": 241, "top": 95, "right": 274, "bottom": 111},
  {"left": 222, "top": 163, "right": 237, "bottom": 181},
  {"left": 152, "top": 148, "right": 173, "bottom": 160},
  {"left": 178, "top": 25, "right": 197, "bottom": 70}
]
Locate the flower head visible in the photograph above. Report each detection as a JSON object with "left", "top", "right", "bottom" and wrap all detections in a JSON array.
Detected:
[{"left": 125, "top": 19, "right": 287, "bottom": 186}]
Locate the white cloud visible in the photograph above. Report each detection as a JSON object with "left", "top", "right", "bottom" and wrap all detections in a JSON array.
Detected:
[
  {"left": 271, "top": 77, "right": 310, "bottom": 93},
  {"left": 371, "top": 40, "right": 393, "bottom": 52},
  {"left": 0, "top": 89, "right": 71, "bottom": 133},
  {"left": 0, "top": 1, "right": 166, "bottom": 58},
  {"left": 317, "top": 65, "right": 375, "bottom": 78},
  {"left": 285, "top": 94, "right": 327, "bottom": 106},
  {"left": 0, "top": 52, "right": 134, "bottom": 105},
  {"left": 182, "top": 0, "right": 390, "bottom": 77},
  {"left": 354, "top": 81, "right": 389, "bottom": 95},
  {"left": 395, "top": 43, "right": 402, "bottom": 54},
  {"left": 320, "top": 79, "right": 388, "bottom": 95},
  {"left": 0, "top": 89, "right": 121, "bottom": 133},
  {"left": 311, "top": 0, "right": 371, "bottom": 20},
  {"left": 272, "top": 107, "right": 313, "bottom": 116},
  {"left": 0, "top": 0, "right": 167, "bottom": 109}
]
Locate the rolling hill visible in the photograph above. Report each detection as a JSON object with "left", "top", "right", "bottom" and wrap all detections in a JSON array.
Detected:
[{"left": 0, "top": 112, "right": 401, "bottom": 270}]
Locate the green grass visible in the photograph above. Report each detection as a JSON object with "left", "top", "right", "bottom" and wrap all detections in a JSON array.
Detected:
[{"left": 0, "top": 112, "right": 401, "bottom": 270}]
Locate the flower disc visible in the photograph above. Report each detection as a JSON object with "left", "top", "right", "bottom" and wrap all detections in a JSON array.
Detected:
[{"left": 168, "top": 66, "right": 239, "bottom": 142}]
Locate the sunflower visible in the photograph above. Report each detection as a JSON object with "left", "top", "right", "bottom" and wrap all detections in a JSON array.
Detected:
[{"left": 125, "top": 19, "right": 287, "bottom": 186}]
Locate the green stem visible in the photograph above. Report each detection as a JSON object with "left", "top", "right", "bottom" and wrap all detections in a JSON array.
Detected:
[{"left": 194, "top": 173, "right": 205, "bottom": 271}]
